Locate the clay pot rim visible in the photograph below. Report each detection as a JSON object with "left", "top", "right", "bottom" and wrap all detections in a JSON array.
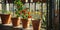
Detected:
[
  {"left": 0, "top": 14, "right": 10, "bottom": 15},
  {"left": 31, "top": 19, "right": 41, "bottom": 20},
  {"left": 11, "top": 17, "right": 20, "bottom": 20},
  {"left": 21, "top": 18, "right": 28, "bottom": 20}
]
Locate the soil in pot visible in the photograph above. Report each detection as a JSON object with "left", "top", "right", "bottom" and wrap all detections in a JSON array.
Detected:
[
  {"left": 21, "top": 19, "right": 28, "bottom": 28},
  {"left": 11, "top": 17, "right": 20, "bottom": 26},
  {"left": 0, "top": 14, "right": 11, "bottom": 24},
  {"left": 32, "top": 20, "right": 40, "bottom": 30}
]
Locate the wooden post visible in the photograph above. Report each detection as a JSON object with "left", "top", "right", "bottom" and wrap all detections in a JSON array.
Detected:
[{"left": 59, "top": 0, "right": 60, "bottom": 30}]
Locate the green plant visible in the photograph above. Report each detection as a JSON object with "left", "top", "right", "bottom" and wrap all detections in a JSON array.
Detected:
[
  {"left": 0, "top": 10, "right": 11, "bottom": 14},
  {"left": 14, "top": 0, "right": 23, "bottom": 17},
  {"left": 42, "top": 12, "right": 47, "bottom": 27},
  {"left": 21, "top": 10, "right": 32, "bottom": 19},
  {"left": 14, "top": 0, "right": 32, "bottom": 19}
]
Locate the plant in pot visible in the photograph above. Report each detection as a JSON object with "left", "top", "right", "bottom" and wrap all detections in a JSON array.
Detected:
[
  {"left": 31, "top": 11, "right": 42, "bottom": 30},
  {"left": 32, "top": 19, "right": 41, "bottom": 30},
  {"left": 11, "top": 0, "right": 23, "bottom": 27},
  {"left": 0, "top": 10, "right": 11, "bottom": 25},
  {"left": 20, "top": 9, "right": 32, "bottom": 29}
]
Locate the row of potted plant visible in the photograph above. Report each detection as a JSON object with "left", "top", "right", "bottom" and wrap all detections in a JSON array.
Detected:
[
  {"left": 0, "top": 10, "right": 41, "bottom": 29},
  {"left": 0, "top": 12, "right": 41, "bottom": 30},
  {"left": 0, "top": 0, "right": 42, "bottom": 30}
]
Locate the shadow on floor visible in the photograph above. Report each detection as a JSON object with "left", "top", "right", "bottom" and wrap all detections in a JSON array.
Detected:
[{"left": 0, "top": 24, "right": 23, "bottom": 30}]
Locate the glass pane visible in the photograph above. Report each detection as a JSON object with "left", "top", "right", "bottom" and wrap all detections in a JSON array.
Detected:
[
  {"left": 0, "top": 0, "right": 1, "bottom": 2},
  {"left": 43, "top": 3, "right": 47, "bottom": 12},
  {"left": 30, "top": 3, "right": 35, "bottom": 12},
  {"left": 6, "top": 3, "right": 9, "bottom": 11},
  {"left": 10, "top": 3, "right": 14, "bottom": 11},
  {"left": 24, "top": 3, "right": 29, "bottom": 8},
  {"left": 36, "top": 3, "right": 41, "bottom": 11},
  {"left": 0, "top": 4, "right": 2, "bottom": 10}
]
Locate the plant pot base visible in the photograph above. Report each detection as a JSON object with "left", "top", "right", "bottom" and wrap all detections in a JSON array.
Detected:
[
  {"left": 32, "top": 20, "right": 41, "bottom": 30},
  {"left": 0, "top": 14, "right": 11, "bottom": 24},
  {"left": 21, "top": 19, "right": 28, "bottom": 28},
  {"left": 13, "top": 25, "right": 21, "bottom": 28},
  {"left": 11, "top": 17, "right": 20, "bottom": 27}
]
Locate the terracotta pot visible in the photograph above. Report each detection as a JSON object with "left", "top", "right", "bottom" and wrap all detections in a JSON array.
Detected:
[
  {"left": 11, "top": 17, "right": 20, "bottom": 26},
  {"left": 32, "top": 20, "right": 41, "bottom": 30},
  {"left": 0, "top": 14, "right": 11, "bottom": 24},
  {"left": 21, "top": 19, "right": 28, "bottom": 28}
]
